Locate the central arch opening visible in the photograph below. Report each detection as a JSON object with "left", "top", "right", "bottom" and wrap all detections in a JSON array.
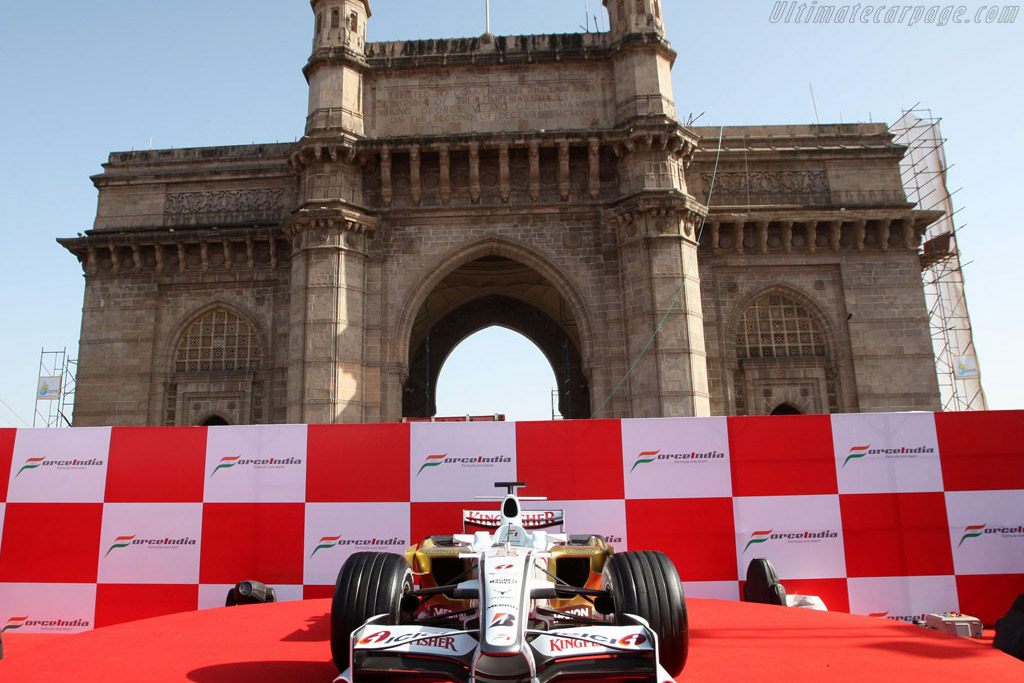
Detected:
[
  {"left": 435, "top": 327, "right": 559, "bottom": 420},
  {"left": 402, "top": 255, "right": 590, "bottom": 420}
]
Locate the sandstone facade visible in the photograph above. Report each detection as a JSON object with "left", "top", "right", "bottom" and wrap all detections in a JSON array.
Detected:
[{"left": 60, "top": 0, "right": 940, "bottom": 426}]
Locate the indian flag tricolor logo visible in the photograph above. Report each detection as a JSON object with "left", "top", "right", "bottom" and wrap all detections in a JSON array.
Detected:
[
  {"left": 210, "top": 456, "right": 241, "bottom": 477},
  {"left": 629, "top": 451, "right": 660, "bottom": 473},
  {"left": 417, "top": 454, "right": 447, "bottom": 476},
  {"left": 16, "top": 457, "right": 46, "bottom": 477},
  {"left": 743, "top": 529, "right": 774, "bottom": 553},
  {"left": 842, "top": 445, "right": 870, "bottom": 468},
  {"left": 311, "top": 535, "right": 342, "bottom": 557},
  {"left": 2, "top": 616, "right": 28, "bottom": 633},
  {"left": 105, "top": 535, "right": 136, "bottom": 557},
  {"left": 958, "top": 524, "right": 986, "bottom": 547}
]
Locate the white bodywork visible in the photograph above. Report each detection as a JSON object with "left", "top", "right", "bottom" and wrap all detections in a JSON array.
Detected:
[{"left": 335, "top": 488, "right": 674, "bottom": 683}]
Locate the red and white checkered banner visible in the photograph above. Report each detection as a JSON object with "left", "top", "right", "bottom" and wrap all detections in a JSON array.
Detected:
[{"left": 1, "top": 411, "right": 1021, "bottom": 634}]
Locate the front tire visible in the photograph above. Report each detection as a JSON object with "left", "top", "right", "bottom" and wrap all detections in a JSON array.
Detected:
[
  {"left": 330, "top": 552, "right": 413, "bottom": 672},
  {"left": 603, "top": 550, "right": 688, "bottom": 676}
]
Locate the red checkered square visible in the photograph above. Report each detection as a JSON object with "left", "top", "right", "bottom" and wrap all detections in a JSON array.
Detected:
[
  {"left": 956, "top": 573, "right": 1024, "bottom": 626},
  {"left": 199, "top": 503, "right": 304, "bottom": 585},
  {"left": 728, "top": 415, "right": 837, "bottom": 496},
  {"left": 105, "top": 427, "right": 207, "bottom": 502},
  {"left": 411, "top": 501, "right": 477, "bottom": 547},
  {"left": 516, "top": 420, "right": 624, "bottom": 500},
  {"left": 306, "top": 424, "right": 410, "bottom": 502},
  {"left": 840, "top": 492, "right": 954, "bottom": 578},
  {"left": 304, "top": 584, "right": 335, "bottom": 600},
  {"left": 0, "top": 428, "right": 14, "bottom": 501},
  {"left": 626, "top": 498, "right": 737, "bottom": 582},
  {"left": 0, "top": 503, "right": 103, "bottom": 583},
  {"left": 94, "top": 584, "right": 198, "bottom": 628},
  {"left": 936, "top": 410, "right": 1024, "bottom": 491}
]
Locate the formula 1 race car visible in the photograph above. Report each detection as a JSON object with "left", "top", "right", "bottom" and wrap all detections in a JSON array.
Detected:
[{"left": 330, "top": 482, "right": 688, "bottom": 683}]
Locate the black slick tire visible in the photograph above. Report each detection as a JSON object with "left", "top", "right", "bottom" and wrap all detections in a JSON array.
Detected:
[
  {"left": 330, "top": 551, "right": 413, "bottom": 672},
  {"left": 603, "top": 550, "right": 688, "bottom": 676}
]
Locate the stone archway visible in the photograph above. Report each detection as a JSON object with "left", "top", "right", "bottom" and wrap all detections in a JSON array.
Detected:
[
  {"left": 401, "top": 255, "right": 591, "bottom": 420},
  {"left": 770, "top": 403, "right": 802, "bottom": 416},
  {"left": 726, "top": 286, "right": 843, "bottom": 416},
  {"left": 162, "top": 305, "right": 267, "bottom": 426}
]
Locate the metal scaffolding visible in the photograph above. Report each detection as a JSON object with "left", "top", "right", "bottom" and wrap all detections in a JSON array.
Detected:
[
  {"left": 33, "top": 347, "right": 77, "bottom": 427},
  {"left": 890, "top": 108, "right": 987, "bottom": 411}
]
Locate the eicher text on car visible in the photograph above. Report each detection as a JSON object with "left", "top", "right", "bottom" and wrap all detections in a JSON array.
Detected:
[{"left": 330, "top": 482, "right": 688, "bottom": 683}]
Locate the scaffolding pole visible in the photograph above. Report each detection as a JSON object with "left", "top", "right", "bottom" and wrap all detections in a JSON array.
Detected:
[
  {"left": 33, "top": 347, "right": 77, "bottom": 427},
  {"left": 890, "top": 109, "right": 987, "bottom": 411}
]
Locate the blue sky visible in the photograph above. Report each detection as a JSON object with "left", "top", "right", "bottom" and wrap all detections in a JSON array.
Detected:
[{"left": 0, "top": 1, "right": 1020, "bottom": 426}]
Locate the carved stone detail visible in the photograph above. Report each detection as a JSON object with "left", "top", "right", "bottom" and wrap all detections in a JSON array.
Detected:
[
  {"left": 700, "top": 170, "right": 829, "bottom": 204},
  {"left": 165, "top": 189, "right": 285, "bottom": 215}
]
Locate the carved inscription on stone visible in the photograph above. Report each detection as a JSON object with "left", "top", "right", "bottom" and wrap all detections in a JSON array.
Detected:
[
  {"left": 375, "top": 79, "right": 601, "bottom": 132},
  {"left": 700, "top": 171, "right": 829, "bottom": 204},
  {"left": 165, "top": 189, "right": 285, "bottom": 215}
]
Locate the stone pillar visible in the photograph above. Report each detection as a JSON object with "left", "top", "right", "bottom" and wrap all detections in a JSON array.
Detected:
[
  {"left": 409, "top": 145, "right": 421, "bottom": 206},
  {"left": 439, "top": 144, "right": 451, "bottom": 204},
  {"left": 469, "top": 142, "right": 481, "bottom": 203},
  {"left": 588, "top": 138, "right": 601, "bottom": 199},
  {"left": 285, "top": 211, "right": 375, "bottom": 424},
  {"left": 879, "top": 218, "right": 891, "bottom": 251},
  {"left": 529, "top": 141, "right": 540, "bottom": 201},
  {"left": 380, "top": 145, "right": 392, "bottom": 206},
  {"left": 499, "top": 142, "right": 510, "bottom": 203},
  {"left": 558, "top": 141, "right": 570, "bottom": 200},
  {"left": 611, "top": 203, "right": 710, "bottom": 418}
]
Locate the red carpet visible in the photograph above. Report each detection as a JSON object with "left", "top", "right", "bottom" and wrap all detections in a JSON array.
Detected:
[{"left": 1, "top": 599, "right": 1019, "bottom": 681}]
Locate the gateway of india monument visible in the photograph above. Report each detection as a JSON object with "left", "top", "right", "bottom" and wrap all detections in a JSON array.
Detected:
[{"left": 59, "top": 1, "right": 944, "bottom": 426}]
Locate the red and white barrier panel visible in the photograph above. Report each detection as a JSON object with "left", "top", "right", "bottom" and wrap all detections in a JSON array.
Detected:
[{"left": 1, "top": 410, "right": 1021, "bottom": 633}]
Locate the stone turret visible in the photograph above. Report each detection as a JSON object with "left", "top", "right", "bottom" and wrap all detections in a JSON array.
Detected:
[
  {"left": 305, "top": 0, "right": 371, "bottom": 136},
  {"left": 603, "top": 0, "right": 675, "bottom": 124},
  {"left": 604, "top": 0, "right": 666, "bottom": 38}
]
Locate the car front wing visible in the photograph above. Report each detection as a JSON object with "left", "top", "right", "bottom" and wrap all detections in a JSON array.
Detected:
[{"left": 334, "top": 615, "right": 674, "bottom": 683}]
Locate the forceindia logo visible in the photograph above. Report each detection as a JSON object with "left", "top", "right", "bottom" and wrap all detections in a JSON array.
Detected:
[
  {"left": 958, "top": 523, "right": 1024, "bottom": 547},
  {"left": 842, "top": 444, "right": 935, "bottom": 468},
  {"left": 310, "top": 534, "right": 406, "bottom": 557},
  {"left": 416, "top": 453, "right": 511, "bottom": 476},
  {"left": 2, "top": 616, "right": 89, "bottom": 632},
  {"left": 2, "top": 616, "right": 28, "bottom": 632},
  {"left": 743, "top": 527, "right": 838, "bottom": 553},
  {"left": 104, "top": 534, "right": 198, "bottom": 557},
  {"left": 209, "top": 454, "right": 302, "bottom": 477},
  {"left": 869, "top": 612, "right": 923, "bottom": 623},
  {"left": 15, "top": 456, "right": 104, "bottom": 477},
  {"left": 629, "top": 449, "right": 725, "bottom": 473}
]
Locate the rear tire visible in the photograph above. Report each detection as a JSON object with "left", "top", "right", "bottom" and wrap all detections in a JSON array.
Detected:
[
  {"left": 603, "top": 550, "right": 688, "bottom": 676},
  {"left": 330, "top": 552, "right": 413, "bottom": 673}
]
